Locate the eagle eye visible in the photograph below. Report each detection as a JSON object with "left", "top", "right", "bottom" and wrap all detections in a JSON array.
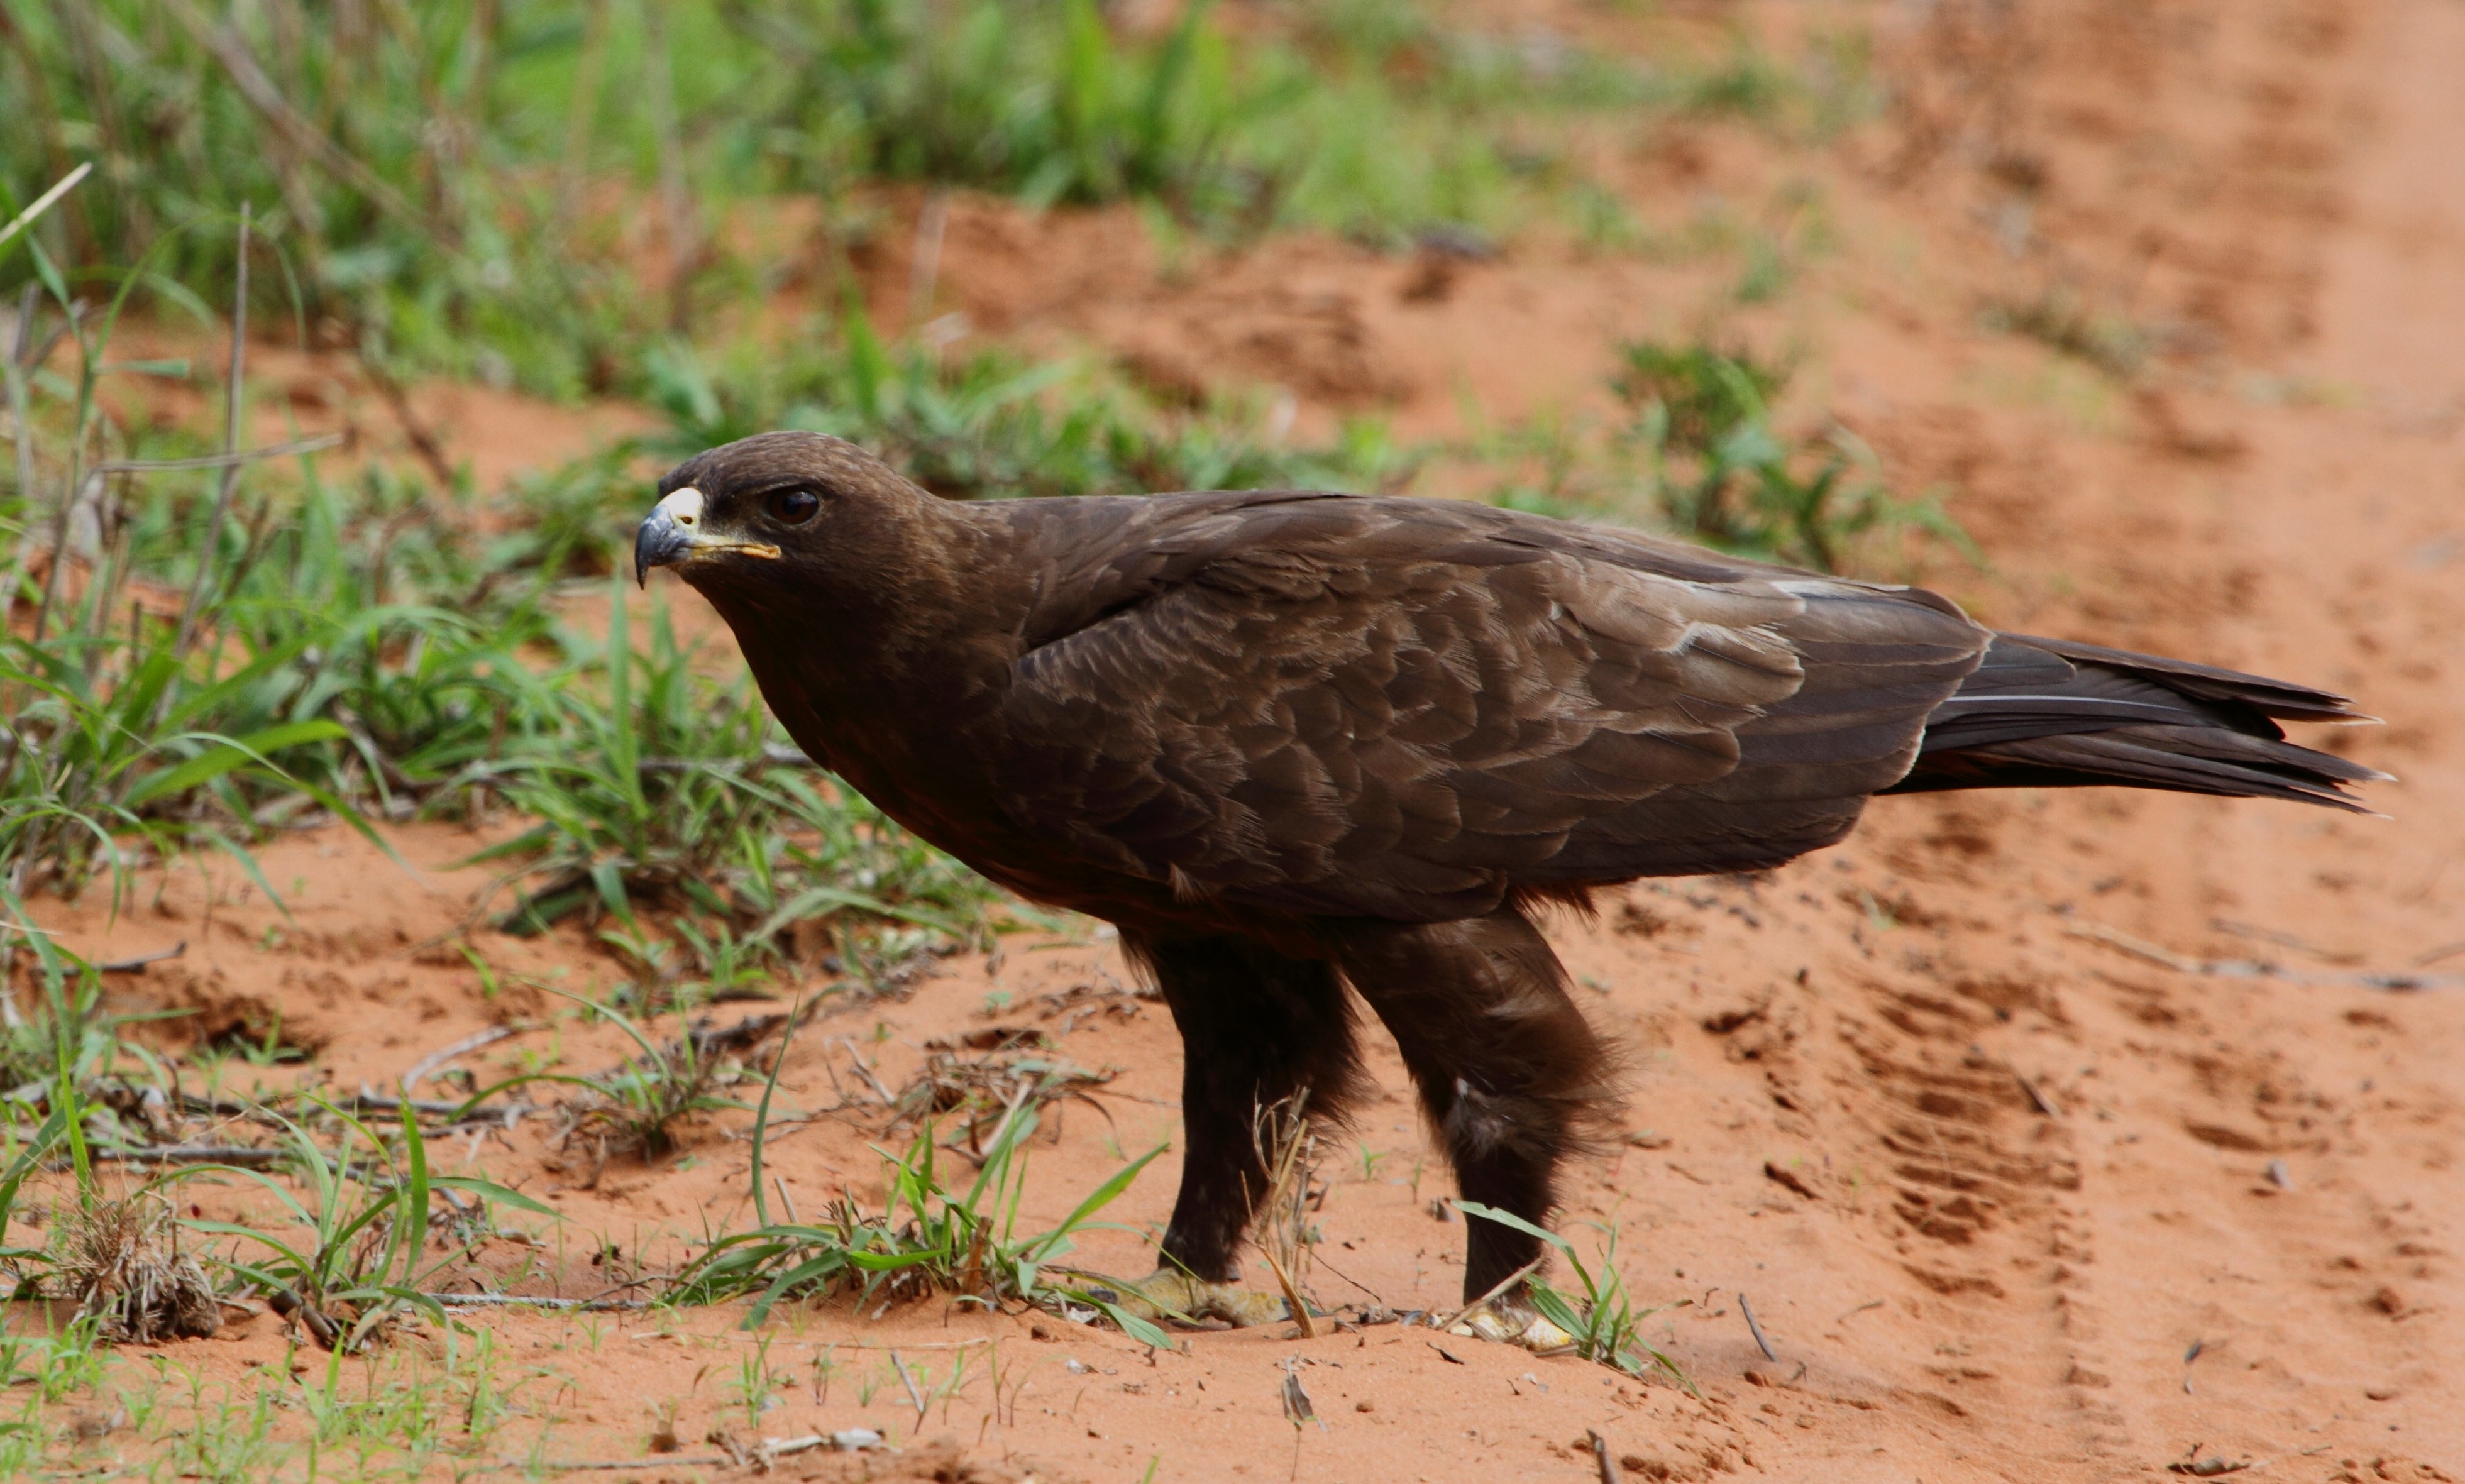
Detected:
[{"left": 766, "top": 488, "right": 822, "bottom": 526}]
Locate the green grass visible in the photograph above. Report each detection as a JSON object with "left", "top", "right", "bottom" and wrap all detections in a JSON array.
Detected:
[
  {"left": 513, "top": 300, "right": 1421, "bottom": 581},
  {"left": 540, "top": 989, "right": 744, "bottom": 1162},
  {"left": 1452, "top": 1200, "right": 1690, "bottom": 1388},
  {"left": 668, "top": 1099, "right": 1171, "bottom": 1348},
  {"left": 1608, "top": 340, "right": 1969, "bottom": 571},
  {"left": 3, "top": 2, "right": 1865, "bottom": 398},
  {"left": 0, "top": 228, "right": 1012, "bottom": 986},
  {"left": 168, "top": 1101, "right": 551, "bottom": 1353},
  {"left": 1482, "top": 339, "right": 1972, "bottom": 574}
]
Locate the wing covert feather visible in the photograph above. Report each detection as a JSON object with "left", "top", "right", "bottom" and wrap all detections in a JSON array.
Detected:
[{"left": 988, "top": 497, "right": 1987, "bottom": 918}]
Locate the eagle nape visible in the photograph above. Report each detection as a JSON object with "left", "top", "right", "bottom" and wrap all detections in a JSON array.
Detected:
[{"left": 639, "top": 430, "right": 2385, "bottom": 1349}]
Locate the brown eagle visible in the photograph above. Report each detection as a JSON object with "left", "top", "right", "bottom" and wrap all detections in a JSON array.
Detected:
[{"left": 637, "top": 431, "right": 2378, "bottom": 1341}]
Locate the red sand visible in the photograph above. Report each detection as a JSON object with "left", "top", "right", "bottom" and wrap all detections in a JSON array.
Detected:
[{"left": 16, "top": 2, "right": 2465, "bottom": 1479}]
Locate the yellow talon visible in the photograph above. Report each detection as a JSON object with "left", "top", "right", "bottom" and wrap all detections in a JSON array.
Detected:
[
  {"left": 1448, "top": 1288, "right": 1579, "bottom": 1351},
  {"left": 1105, "top": 1268, "right": 1293, "bottom": 1328}
]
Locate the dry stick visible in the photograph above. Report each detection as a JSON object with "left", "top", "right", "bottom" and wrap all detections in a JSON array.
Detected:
[
  {"left": 1587, "top": 1429, "right": 1623, "bottom": 1484},
  {"left": 86, "top": 1145, "right": 287, "bottom": 1166},
  {"left": 492, "top": 1456, "right": 729, "bottom": 1473},
  {"left": 1738, "top": 1292, "right": 1778, "bottom": 1363},
  {"left": 758, "top": 1434, "right": 874, "bottom": 1459},
  {"left": 772, "top": 1173, "right": 799, "bottom": 1223},
  {"left": 0, "top": 159, "right": 93, "bottom": 256},
  {"left": 96, "top": 941, "right": 184, "bottom": 973},
  {"left": 1259, "top": 1248, "right": 1314, "bottom": 1339},
  {"left": 348, "top": 1087, "right": 505, "bottom": 1118},
  {"left": 2065, "top": 919, "right": 2465, "bottom": 991},
  {"left": 2062, "top": 920, "right": 2204, "bottom": 974},
  {"left": 839, "top": 1038, "right": 895, "bottom": 1104},
  {"left": 799, "top": 1338, "right": 993, "bottom": 1353},
  {"left": 1, "top": 283, "right": 44, "bottom": 819},
  {"left": 1250, "top": 1093, "right": 1316, "bottom": 1330},
  {"left": 399, "top": 1024, "right": 520, "bottom": 1095},
  {"left": 1430, "top": 1255, "right": 1547, "bottom": 1336},
  {"left": 890, "top": 1349, "right": 929, "bottom": 1431},
  {"left": 490, "top": 1434, "right": 868, "bottom": 1475},
  {"left": 0, "top": 291, "right": 35, "bottom": 1011},
  {"left": 3, "top": 288, "right": 41, "bottom": 610},
  {"left": 26, "top": 295, "right": 85, "bottom": 646},
  {"left": 171, "top": 202, "right": 250, "bottom": 662},
  {"left": 90, "top": 435, "right": 342, "bottom": 479},
  {"left": 353, "top": 346, "right": 458, "bottom": 495},
  {"left": 428, "top": 1294, "right": 649, "bottom": 1312},
  {"left": 15, "top": 432, "right": 337, "bottom": 664}
]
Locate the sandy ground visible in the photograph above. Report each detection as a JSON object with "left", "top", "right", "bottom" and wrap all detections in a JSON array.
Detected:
[{"left": 14, "top": 1, "right": 2465, "bottom": 1480}]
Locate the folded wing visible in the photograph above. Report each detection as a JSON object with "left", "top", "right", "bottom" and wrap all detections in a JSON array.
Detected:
[{"left": 990, "top": 496, "right": 1990, "bottom": 920}]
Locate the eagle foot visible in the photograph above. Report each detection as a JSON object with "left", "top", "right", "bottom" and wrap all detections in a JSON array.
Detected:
[
  {"left": 1450, "top": 1294, "right": 1579, "bottom": 1351},
  {"left": 1105, "top": 1268, "right": 1292, "bottom": 1328}
]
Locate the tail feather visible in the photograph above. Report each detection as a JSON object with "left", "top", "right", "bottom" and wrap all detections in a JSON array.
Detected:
[
  {"left": 1886, "top": 634, "right": 2385, "bottom": 812},
  {"left": 1994, "top": 632, "right": 2366, "bottom": 723}
]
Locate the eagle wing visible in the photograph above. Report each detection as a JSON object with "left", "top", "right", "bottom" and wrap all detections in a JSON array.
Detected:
[{"left": 987, "top": 494, "right": 1988, "bottom": 920}]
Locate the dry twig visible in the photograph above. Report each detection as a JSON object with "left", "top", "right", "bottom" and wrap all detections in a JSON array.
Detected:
[
  {"left": 1587, "top": 1429, "right": 1623, "bottom": 1484},
  {"left": 1431, "top": 1256, "right": 1547, "bottom": 1336},
  {"left": 1252, "top": 1091, "right": 1320, "bottom": 1327},
  {"left": 96, "top": 941, "right": 184, "bottom": 973},
  {"left": 888, "top": 1043, "right": 1114, "bottom": 1155},
  {"left": 399, "top": 1025, "right": 520, "bottom": 1095},
  {"left": 1739, "top": 1292, "right": 1778, "bottom": 1362}
]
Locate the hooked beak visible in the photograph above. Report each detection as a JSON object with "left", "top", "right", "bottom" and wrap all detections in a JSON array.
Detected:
[
  {"left": 635, "top": 486, "right": 703, "bottom": 587},
  {"left": 634, "top": 486, "right": 780, "bottom": 586}
]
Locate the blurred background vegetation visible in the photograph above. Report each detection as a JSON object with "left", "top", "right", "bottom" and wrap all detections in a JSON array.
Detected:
[
  {"left": 4, "top": 0, "right": 1863, "bottom": 396},
  {"left": 0, "top": 0, "right": 1937, "bottom": 1045}
]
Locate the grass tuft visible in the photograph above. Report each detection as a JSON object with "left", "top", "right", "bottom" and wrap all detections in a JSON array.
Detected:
[
  {"left": 57, "top": 1191, "right": 223, "bottom": 1344},
  {"left": 1453, "top": 1200, "right": 1691, "bottom": 1388},
  {"left": 549, "top": 994, "right": 752, "bottom": 1169},
  {"left": 1486, "top": 339, "right": 1973, "bottom": 575},
  {"left": 670, "top": 1099, "right": 1171, "bottom": 1347}
]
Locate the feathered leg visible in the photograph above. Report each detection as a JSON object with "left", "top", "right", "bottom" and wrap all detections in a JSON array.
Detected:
[
  {"left": 1118, "top": 929, "right": 1366, "bottom": 1324},
  {"left": 1337, "top": 908, "right": 1618, "bottom": 1312}
]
